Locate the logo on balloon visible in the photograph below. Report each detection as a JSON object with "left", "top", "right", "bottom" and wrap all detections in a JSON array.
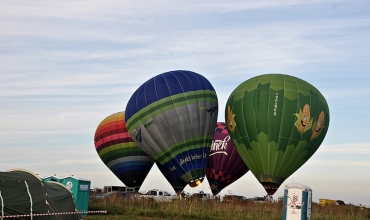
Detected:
[
  {"left": 311, "top": 111, "right": 325, "bottom": 140},
  {"left": 294, "top": 104, "right": 313, "bottom": 135},
  {"left": 274, "top": 93, "right": 279, "bottom": 116},
  {"left": 209, "top": 135, "right": 230, "bottom": 156},
  {"left": 206, "top": 106, "right": 218, "bottom": 116},
  {"left": 135, "top": 129, "right": 142, "bottom": 142},
  {"left": 179, "top": 153, "right": 208, "bottom": 166},
  {"left": 226, "top": 106, "right": 236, "bottom": 133}
]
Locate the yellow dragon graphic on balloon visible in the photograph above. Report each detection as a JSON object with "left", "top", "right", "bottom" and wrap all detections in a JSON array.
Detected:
[
  {"left": 294, "top": 104, "right": 325, "bottom": 139},
  {"left": 227, "top": 104, "right": 325, "bottom": 140}
]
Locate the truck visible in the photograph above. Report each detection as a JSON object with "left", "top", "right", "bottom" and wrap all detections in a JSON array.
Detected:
[
  {"left": 138, "top": 189, "right": 174, "bottom": 202},
  {"left": 319, "top": 199, "right": 345, "bottom": 206}
]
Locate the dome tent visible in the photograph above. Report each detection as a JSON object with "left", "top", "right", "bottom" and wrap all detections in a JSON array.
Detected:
[
  {"left": 44, "top": 181, "right": 79, "bottom": 218},
  {"left": 42, "top": 175, "right": 91, "bottom": 216},
  {"left": 0, "top": 169, "right": 80, "bottom": 220}
]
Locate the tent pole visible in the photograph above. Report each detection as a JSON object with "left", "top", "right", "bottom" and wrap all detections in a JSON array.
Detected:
[
  {"left": 25, "top": 181, "right": 33, "bottom": 220},
  {"left": 0, "top": 191, "right": 4, "bottom": 220}
]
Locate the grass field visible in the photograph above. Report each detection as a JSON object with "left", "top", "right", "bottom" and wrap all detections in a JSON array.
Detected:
[{"left": 84, "top": 196, "right": 370, "bottom": 220}]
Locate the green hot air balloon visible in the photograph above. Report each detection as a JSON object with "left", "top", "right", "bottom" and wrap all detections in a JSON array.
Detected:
[{"left": 225, "top": 74, "right": 329, "bottom": 195}]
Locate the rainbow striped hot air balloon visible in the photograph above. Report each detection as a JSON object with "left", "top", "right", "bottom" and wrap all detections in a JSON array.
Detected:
[
  {"left": 125, "top": 70, "right": 218, "bottom": 187},
  {"left": 94, "top": 111, "right": 154, "bottom": 191}
]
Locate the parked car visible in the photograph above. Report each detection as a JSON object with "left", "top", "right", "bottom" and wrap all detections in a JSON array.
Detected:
[
  {"left": 191, "top": 191, "right": 211, "bottom": 202},
  {"left": 252, "top": 196, "right": 270, "bottom": 203},
  {"left": 223, "top": 195, "right": 248, "bottom": 202},
  {"left": 138, "top": 189, "right": 174, "bottom": 202}
]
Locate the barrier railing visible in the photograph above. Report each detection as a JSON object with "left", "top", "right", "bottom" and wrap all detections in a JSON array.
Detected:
[{"left": 0, "top": 210, "right": 107, "bottom": 219}]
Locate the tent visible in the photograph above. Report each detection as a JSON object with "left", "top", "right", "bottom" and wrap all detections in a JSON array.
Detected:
[
  {"left": 44, "top": 181, "right": 80, "bottom": 219},
  {"left": 0, "top": 169, "right": 80, "bottom": 220}
]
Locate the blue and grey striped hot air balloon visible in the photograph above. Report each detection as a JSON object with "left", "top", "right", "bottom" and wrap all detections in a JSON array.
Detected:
[{"left": 125, "top": 70, "right": 218, "bottom": 187}]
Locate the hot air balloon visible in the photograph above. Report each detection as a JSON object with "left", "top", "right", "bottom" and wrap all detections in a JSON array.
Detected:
[
  {"left": 94, "top": 111, "right": 154, "bottom": 191},
  {"left": 156, "top": 162, "right": 187, "bottom": 196},
  {"left": 125, "top": 70, "right": 218, "bottom": 187},
  {"left": 206, "top": 122, "right": 249, "bottom": 196},
  {"left": 225, "top": 74, "right": 329, "bottom": 195}
]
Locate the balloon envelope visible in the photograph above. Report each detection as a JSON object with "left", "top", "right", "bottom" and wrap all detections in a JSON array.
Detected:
[
  {"left": 156, "top": 162, "right": 187, "bottom": 195},
  {"left": 94, "top": 112, "right": 154, "bottom": 191},
  {"left": 206, "top": 122, "right": 249, "bottom": 196},
  {"left": 125, "top": 70, "right": 218, "bottom": 187},
  {"left": 225, "top": 74, "right": 329, "bottom": 195}
]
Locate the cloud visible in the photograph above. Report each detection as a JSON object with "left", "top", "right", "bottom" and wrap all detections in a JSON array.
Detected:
[
  {"left": 318, "top": 143, "right": 370, "bottom": 154},
  {"left": 0, "top": 0, "right": 340, "bottom": 20},
  {"left": 310, "top": 159, "right": 370, "bottom": 168},
  {"left": 52, "top": 158, "right": 101, "bottom": 165},
  {"left": 2, "top": 0, "right": 368, "bottom": 95},
  {"left": 2, "top": 158, "right": 100, "bottom": 167}
]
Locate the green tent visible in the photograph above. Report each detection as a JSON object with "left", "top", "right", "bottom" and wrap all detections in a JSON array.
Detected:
[
  {"left": 44, "top": 181, "right": 81, "bottom": 220},
  {"left": 0, "top": 169, "right": 80, "bottom": 220}
]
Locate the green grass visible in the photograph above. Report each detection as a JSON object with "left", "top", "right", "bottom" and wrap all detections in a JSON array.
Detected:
[{"left": 84, "top": 196, "right": 370, "bottom": 220}]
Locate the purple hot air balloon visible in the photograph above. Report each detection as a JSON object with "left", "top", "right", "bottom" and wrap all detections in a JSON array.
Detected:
[{"left": 206, "top": 122, "right": 249, "bottom": 196}]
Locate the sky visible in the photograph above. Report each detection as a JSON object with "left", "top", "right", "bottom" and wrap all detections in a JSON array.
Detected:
[{"left": 1, "top": 0, "right": 370, "bottom": 206}]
